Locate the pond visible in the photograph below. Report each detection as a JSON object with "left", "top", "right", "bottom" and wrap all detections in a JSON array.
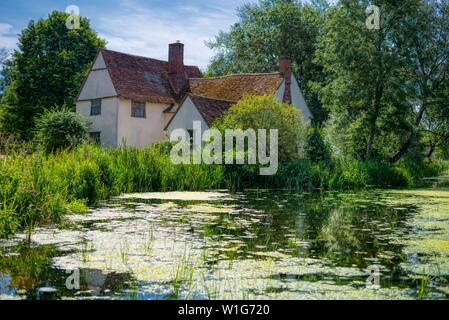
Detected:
[{"left": 1, "top": 188, "right": 448, "bottom": 300}]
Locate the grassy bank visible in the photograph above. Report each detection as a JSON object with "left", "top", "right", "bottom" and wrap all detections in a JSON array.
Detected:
[{"left": 0, "top": 143, "right": 448, "bottom": 238}]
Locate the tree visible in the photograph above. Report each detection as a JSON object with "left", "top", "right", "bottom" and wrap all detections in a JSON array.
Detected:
[
  {"left": 0, "top": 11, "right": 106, "bottom": 139},
  {"left": 315, "top": 0, "right": 425, "bottom": 161},
  {"left": 389, "top": 0, "right": 449, "bottom": 163},
  {"left": 213, "top": 95, "right": 308, "bottom": 162},
  {"left": 305, "top": 126, "right": 331, "bottom": 162},
  {"left": 206, "top": 0, "right": 329, "bottom": 124},
  {"left": 421, "top": 73, "right": 449, "bottom": 159},
  {"left": 35, "top": 108, "right": 90, "bottom": 154}
]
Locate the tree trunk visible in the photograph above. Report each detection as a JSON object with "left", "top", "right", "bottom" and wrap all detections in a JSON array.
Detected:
[
  {"left": 427, "top": 139, "right": 435, "bottom": 159},
  {"left": 390, "top": 101, "right": 427, "bottom": 164},
  {"left": 366, "top": 82, "right": 383, "bottom": 160}
]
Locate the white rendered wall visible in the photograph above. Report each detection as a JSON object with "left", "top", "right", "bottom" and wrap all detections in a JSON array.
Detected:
[
  {"left": 76, "top": 97, "right": 119, "bottom": 147},
  {"left": 117, "top": 99, "right": 172, "bottom": 147}
]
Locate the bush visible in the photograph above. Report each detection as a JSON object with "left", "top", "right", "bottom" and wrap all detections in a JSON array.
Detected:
[
  {"left": 35, "top": 108, "right": 90, "bottom": 154},
  {"left": 0, "top": 133, "right": 35, "bottom": 155},
  {"left": 213, "top": 95, "right": 308, "bottom": 162},
  {"left": 305, "top": 127, "right": 332, "bottom": 163},
  {"left": 363, "top": 161, "right": 411, "bottom": 188}
]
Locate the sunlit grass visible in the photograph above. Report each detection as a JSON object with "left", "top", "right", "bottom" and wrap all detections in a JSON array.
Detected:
[{"left": 1, "top": 142, "right": 448, "bottom": 239}]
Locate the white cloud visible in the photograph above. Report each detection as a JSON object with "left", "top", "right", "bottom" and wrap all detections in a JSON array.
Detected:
[
  {"left": 0, "top": 23, "right": 17, "bottom": 49},
  {"left": 96, "top": 1, "right": 240, "bottom": 70},
  {"left": 0, "top": 0, "right": 244, "bottom": 68}
]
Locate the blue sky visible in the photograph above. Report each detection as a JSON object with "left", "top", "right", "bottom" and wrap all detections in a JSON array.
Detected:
[{"left": 0, "top": 0, "right": 318, "bottom": 69}]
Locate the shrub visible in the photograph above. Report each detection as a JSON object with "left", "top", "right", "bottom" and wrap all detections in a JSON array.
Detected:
[
  {"left": 35, "top": 108, "right": 90, "bottom": 154},
  {"left": 363, "top": 161, "right": 411, "bottom": 188},
  {"left": 305, "top": 127, "right": 332, "bottom": 163},
  {"left": 0, "top": 133, "right": 35, "bottom": 155},
  {"left": 213, "top": 95, "right": 308, "bottom": 163}
]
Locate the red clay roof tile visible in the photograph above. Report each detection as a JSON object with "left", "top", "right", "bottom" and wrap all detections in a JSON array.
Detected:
[
  {"left": 100, "top": 49, "right": 202, "bottom": 104},
  {"left": 189, "top": 95, "right": 234, "bottom": 126}
]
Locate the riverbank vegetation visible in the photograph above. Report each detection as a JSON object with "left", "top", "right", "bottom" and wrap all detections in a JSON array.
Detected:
[{"left": 1, "top": 141, "right": 448, "bottom": 238}]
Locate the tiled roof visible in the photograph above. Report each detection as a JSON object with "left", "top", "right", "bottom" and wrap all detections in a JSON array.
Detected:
[
  {"left": 189, "top": 73, "right": 284, "bottom": 102},
  {"left": 189, "top": 95, "right": 233, "bottom": 126},
  {"left": 101, "top": 49, "right": 202, "bottom": 104}
]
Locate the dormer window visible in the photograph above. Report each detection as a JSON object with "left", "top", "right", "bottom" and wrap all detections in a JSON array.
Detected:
[
  {"left": 90, "top": 99, "right": 101, "bottom": 116},
  {"left": 131, "top": 101, "right": 146, "bottom": 118}
]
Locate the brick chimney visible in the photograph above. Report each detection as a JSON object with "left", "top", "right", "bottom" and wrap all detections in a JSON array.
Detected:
[
  {"left": 279, "top": 56, "right": 292, "bottom": 104},
  {"left": 168, "top": 41, "right": 184, "bottom": 75}
]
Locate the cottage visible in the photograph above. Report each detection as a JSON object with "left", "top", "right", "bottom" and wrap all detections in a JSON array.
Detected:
[{"left": 76, "top": 42, "right": 311, "bottom": 147}]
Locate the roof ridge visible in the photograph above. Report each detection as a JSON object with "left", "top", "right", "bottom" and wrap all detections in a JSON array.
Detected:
[
  {"left": 190, "top": 72, "right": 282, "bottom": 81},
  {"left": 101, "top": 48, "right": 169, "bottom": 65},
  {"left": 100, "top": 48, "right": 200, "bottom": 69}
]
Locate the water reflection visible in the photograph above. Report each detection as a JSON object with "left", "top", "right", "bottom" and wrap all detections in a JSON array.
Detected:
[{"left": 0, "top": 189, "right": 448, "bottom": 299}]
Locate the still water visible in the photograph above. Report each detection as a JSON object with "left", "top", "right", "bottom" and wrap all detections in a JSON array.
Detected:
[{"left": 1, "top": 188, "right": 448, "bottom": 300}]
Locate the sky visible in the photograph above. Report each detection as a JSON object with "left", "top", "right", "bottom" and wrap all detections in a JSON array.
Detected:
[
  {"left": 0, "top": 0, "right": 320, "bottom": 69},
  {"left": 0, "top": 0, "right": 251, "bottom": 69}
]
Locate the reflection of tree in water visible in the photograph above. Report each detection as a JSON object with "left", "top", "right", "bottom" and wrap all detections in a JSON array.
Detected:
[
  {"left": 0, "top": 243, "right": 133, "bottom": 299},
  {"left": 0, "top": 244, "right": 57, "bottom": 296},
  {"left": 318, "top": 208, "right": 360, "bottom": 254},
  {"left": 179, "top": 190, "right": 415, "bottom": 264},
  {"left": 302, "top": 192, "right": 418, "bottom": 267},
  {"left": 79, "top": 268, "right": 132, "bottom": 295},
  {"left": 122, "top": 191, "right": 418, "bottom": 269}
]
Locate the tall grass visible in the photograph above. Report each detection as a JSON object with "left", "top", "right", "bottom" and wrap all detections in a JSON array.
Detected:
[
  {"left": 0, "top": 143, "right": 223, "bottom": 238},
  {"left": 0, "top": 143, "right": 448, "bottom": 238}
]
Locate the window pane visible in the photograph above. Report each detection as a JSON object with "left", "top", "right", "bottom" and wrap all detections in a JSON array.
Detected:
[
  {"left": 131, "top": 101, "right": 146, "bottom": 118},
  {"left": 90, "top": 99, "right": 101, "bottom": 116}
]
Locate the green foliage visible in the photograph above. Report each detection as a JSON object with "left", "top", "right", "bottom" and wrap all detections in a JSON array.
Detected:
[
  {"left": 305, "top": 127, "right": 331, "bottom": 162},
  {"left": 0, "top": 11, "right": 106, "bottom": 139},
  {"left": 1, "top": 142, "right": 447, "bottom": 238},
  {"left": 206, "top": 0, "right": 328, "bottom": 124},
  {"left": 0, "top": 134, "right": 35, "bottom": 155},
  {"left": 314, "top": 0, "right": 449, "bottom": 163},
  {"left": 0, "top": 144, "right": 225, "bottom": 238},
  {"left": 214, "top": 95, "right": 308, "bottom": 162},
  {"left": 1, "top": 0, "right": 449, "bottom": 240},
  {"left": 35, "top": 108, "right": 90, "bottom": 154},
  {"left": 314, "top": 1, "right": 409, "bottom": 161}
]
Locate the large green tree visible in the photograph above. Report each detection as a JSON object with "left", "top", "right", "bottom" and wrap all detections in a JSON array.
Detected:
[
  {"left": 0, "top": 11, "right": 106, "bottom": 139},
  {"left": 389, "top": 0, "right": 449, "bottom": 163},
  {"left": 206, "top": 0, "right": 328, "bottom": 124},
  {"left": 421, "top": 70, "right": 449, "bottom": 160},
  {"left": 315, "top": 0, "right": 448, "bottom": 162}
]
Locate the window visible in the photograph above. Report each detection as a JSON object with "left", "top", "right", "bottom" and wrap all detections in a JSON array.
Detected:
[
  {"left": 90, "top": 99, "right": 101, "bottom": 116},
  {"left": 131, "top": 101, "right": 146, "bottom": 118},
  {"left": 89, "top": 132, "right": 101, "bottom": 145}
]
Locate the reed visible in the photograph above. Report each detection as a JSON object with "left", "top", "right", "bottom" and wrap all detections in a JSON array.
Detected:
[{"left": 1, "top": 143, "right": 447, "bottom": 238}]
